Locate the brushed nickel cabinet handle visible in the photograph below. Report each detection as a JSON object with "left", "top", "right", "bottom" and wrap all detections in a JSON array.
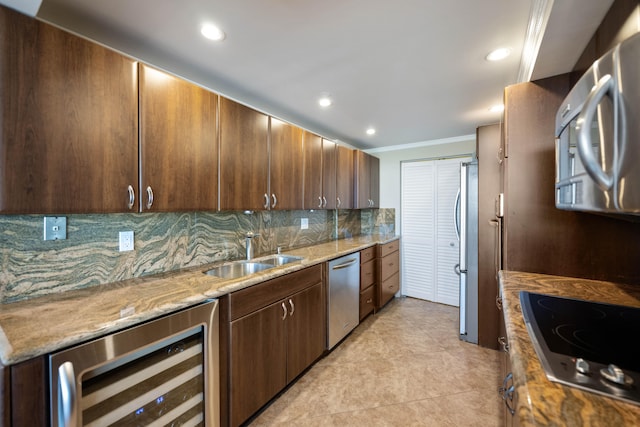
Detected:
[
  {"left": 318, "top": 196, "right": 323, "bottom": 208},
  {"left": 127, "top": 185, "right": 135, "bottom": 210},
  {"left": 288, "top": 299, "right": 295, "bottom": 316},
  {"left": 146, "top": 186, "right": 154, "bottom": 209},
  {"left": 366, "top": 298, "right": 373, "bottom": 304},
  {"left": 498, "top": 336, "right": 509, "bottom": 353},
  {"left": 271, "top": 193, "right": 277, "bottom": 209},
  {"left": 337, "top": 197, "right": 341, "bottom": 208},
  {"left": 281, "top": 302, "right": 287, "bottom": 320},
  {"left": 264, "top": 193, "right": 270, "bottom": 209}
]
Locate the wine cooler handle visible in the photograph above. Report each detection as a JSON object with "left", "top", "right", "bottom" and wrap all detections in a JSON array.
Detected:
[{"left": 58, "top": 361, "right": 77, "bottom": 427}]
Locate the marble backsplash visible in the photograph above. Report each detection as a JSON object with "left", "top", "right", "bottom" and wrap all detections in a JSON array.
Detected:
[{"left": 0, "top": 208, "right": 395, "bottom": 303}]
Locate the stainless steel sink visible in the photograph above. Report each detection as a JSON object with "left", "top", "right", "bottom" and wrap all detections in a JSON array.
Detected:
[
  {"left": 259, "top": 254, "right": 304, "bottom": 266},
  {"left": 204, "top": 262, "right": 274, "bottom": 279}
]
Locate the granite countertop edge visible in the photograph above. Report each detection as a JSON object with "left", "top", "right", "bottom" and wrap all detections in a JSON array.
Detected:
[
  {"left": 0, "top": 234, "right": 400, "bottom": 366},
  {"left": 499, "top": 270, "right": 640, "bottom": 426}
]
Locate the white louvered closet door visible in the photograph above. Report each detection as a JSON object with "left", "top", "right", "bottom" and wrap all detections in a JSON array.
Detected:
[{"left": 401, "top": 157, "right": 470, "bottom": 306}]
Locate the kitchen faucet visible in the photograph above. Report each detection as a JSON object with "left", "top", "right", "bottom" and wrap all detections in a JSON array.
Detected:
[{"left": 245, "top": 232, "right": 260, "bottom": 260}]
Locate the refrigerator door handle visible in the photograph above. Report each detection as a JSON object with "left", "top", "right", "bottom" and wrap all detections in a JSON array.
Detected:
[
  {"left": 454, "top": 188, "right": 461, "bottom": 240},
  {"left": 454, "top": 263, "right": 461, "bottom": 276},
  {"left": 459, "top": 272, "right": 467, "bottom": 335},
  {"left": 459, "top": 163, "right": 468, "bottom": 270},
  {"left": 489, "top": 219, "right": 502, "bottom": 280}
]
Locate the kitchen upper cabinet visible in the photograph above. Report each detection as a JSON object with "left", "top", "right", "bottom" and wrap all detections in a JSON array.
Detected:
[
  {"left": 302, "top": 133, "right": 338, "bottom": 210},
  {"left": 219, "top": 97, "right": 269, "bottom": 210},
  {"left": 322, "top": 140, "right": 337, "bottom": 209},
  {"left": 336, "top": 145, "right": 354, "bottom": 209},
  {"left": 302, "top": 131, "right": 323, "bottom": 209},
  {"left": 354, "top": 151, "right": 380, "bottom": 209},
  {"left": 0, "top": 6, "right": 138, "bottom": 214},
  {"left": 269, "top": 118, "right": 304, "bottom": 210},
  {"left": 139, "top": 64, "right": 218, "bottom": 211}
]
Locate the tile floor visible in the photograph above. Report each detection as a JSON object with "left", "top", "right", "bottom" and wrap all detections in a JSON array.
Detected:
[{"left": 249, "top": 296, "right": 503, "bottom": 426}]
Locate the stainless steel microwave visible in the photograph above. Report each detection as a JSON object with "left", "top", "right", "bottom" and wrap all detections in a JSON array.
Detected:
[{"left": 555, "top": 31, "right": 640, "bottom": 215}]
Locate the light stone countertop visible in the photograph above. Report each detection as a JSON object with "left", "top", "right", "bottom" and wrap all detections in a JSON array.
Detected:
[
  {"left": 0, "top": 235, "right": 399, "bottom": 366},
  {"left": 499, "top": 270, "right": 640, "bottom": 426}
]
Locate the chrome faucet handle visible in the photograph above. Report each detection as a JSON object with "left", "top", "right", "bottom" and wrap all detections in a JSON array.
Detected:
[{"left": 245, "top": 231, "right": 260, "bottom": 238}]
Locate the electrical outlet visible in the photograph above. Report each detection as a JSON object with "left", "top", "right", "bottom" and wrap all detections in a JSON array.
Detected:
[
  {"left": 119, "top": 231, "right": 134, "bottom": 252},
  {"left": 301, "top": 218, "right": 309, "bottom": 230},
  {"left": 43, "top": 216, "right": 67, "bottom": 240}
]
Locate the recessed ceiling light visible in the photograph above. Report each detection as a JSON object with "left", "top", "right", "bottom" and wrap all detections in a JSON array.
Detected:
[
  {"left": 486, "top": 48, "right": 511, "bottom": 61},
  {"left": 318, "top": 96, "right": 332, "bottom": 108},
  {"left": 366, "top": 128, "right": 376, "bottom": 136},
  {"left": 201, "top": 23, "right": 226, "bottom": 41},
  {"left": 489, "top": 104, "right": 505, "bottom": 113}
]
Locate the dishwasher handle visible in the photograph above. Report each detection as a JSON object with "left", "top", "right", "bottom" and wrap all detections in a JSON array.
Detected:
[
  {"left": 58, "top": 361, "right": 77, "bottom": 427},
  {"left": 331, "top": 258, "right": 358, "bottom": 270}
]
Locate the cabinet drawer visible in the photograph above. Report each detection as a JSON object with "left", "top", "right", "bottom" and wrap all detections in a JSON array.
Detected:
[
  {"left": 359, "top": 285, "right": 375, "bottom": 321},
  {"left": 360, "top": 259, "right": 375, "bottom": 290},
  {"left": 380, "top": 250, "right": 399, "bottom": 282},
  {"left": 360, "top": 246, "right": 376, "bottom": 263},
  {"left": 379, "top": 272, "right": 399, "bottom": 307},
  {"left": 229, "top": 264, "right": 322, "bottom": 321},
  {"left": 378, "top": 239, "right": 399, "bottom": 258}
]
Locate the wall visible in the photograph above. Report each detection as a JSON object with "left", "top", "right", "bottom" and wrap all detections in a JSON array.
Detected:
[
  {"left": 0, "top": 208, "right": 395, "bottom": 304},
  {"left": 367, "top": 137, "right": 476, "bottom": 234}
]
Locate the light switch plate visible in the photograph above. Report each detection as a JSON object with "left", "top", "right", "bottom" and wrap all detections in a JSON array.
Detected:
[
  {"left": 301, "top": 218, "right": 309, "bottom": 230},
  {"left": 119, "top": 231, "right": 134, "bottom": 252},
  {"left": 43, "top": 217, "right": 67, "bottom": 240}
]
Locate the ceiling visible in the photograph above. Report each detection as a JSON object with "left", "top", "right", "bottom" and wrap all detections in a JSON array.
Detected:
[{"left": 4, "top": 0, "right": 614, "bottom": 149}]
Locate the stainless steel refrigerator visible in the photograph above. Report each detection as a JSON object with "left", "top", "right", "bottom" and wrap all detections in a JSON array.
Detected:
[{"left": 455, "top": 161, "right": 478, "bottom": 344}]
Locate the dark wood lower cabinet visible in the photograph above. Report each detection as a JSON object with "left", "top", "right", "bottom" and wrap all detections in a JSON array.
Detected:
[
  {"left": 377, "top": 240, "right": 400, "bottom": 309},
  {"left": 1, "top": 357, "right": 48, "bottom": 426},
  {"left": 230, "top": 300, "right": 288, "bottom": 426},
  {"left": 222, "top": 265, "right": 325, "bottom": 426},
  {"left": 286, "top": 283, "right": 325, "bottom": 383}
]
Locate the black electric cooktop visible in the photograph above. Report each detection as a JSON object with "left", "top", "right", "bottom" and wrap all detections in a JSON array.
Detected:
[{"left": 520, "top": 291, "right": 640, "bottom": 406}]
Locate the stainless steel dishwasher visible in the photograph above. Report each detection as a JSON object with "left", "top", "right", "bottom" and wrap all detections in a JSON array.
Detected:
[{"left": 327, "top": 253, "right": 360, "bottom": 349}]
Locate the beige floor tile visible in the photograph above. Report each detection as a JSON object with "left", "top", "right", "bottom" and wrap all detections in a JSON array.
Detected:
[{"left": 250, "top": 297, "right": 503, "bottom": 427}]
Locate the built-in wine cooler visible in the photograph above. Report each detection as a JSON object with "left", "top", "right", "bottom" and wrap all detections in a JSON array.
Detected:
[{"left": 49, "top": 299, "right": 219, "bottom": 427}]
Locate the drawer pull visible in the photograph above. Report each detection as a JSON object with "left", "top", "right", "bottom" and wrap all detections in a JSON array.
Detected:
[
  {"left": 281, "top": 302, "right": 287, "bottom": 320},
  {"left": 498, "top": 373, "right": 516, "bottom": 416},
  {"left": 366, "top": 298, "right": 373, "bottom": 304},
  {"left": 288, "top": 299, "right": 295, "bottom": 316},
  {"left": 498, "top": 336, "right": 509, "bottom": 353}
]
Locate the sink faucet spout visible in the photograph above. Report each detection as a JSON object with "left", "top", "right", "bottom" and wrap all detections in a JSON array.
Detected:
[{"left": 245, "top": 232, "right": 261, "bottom": 260}]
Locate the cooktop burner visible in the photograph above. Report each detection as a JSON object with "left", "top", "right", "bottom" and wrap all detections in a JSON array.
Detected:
[{"left": 520, "top": 291, "right": 640, "bottom": 406}]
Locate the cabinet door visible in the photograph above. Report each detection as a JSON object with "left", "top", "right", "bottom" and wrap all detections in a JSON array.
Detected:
[
  {"left": 336, "top": 146, "right": 354, "bottom": 209},
  {"left": 354, "top": 150, "right": 371, "bottom": 209},
  {"left": 303, "top": 131, "right": 323, "bottom": 210},
  {"left": 0, "top": 7, "right": 138, "bottom": 214},
  {"left": 286, "top": 282, "right": 325, "bottom": 383},
  {"left": 219, "top": 97, "right": 269, "bottom": 210},
  {"left": 139, "top": 64, "right": 218, "bottom": 211},
  {"left": 369, "top": 155, "right": 380, "bottom": 208},
  {"left": 270, "top": 118, "right": 303, "bottom": 210},
  {"left": 354, "top": 151, "right": 380, "bottom": 209},
  {"left": 322, "top": 140, "right": 337, "bottom": 209},
  {"left": 230, "top": 300, "right": 287, "bottom": 426}
]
